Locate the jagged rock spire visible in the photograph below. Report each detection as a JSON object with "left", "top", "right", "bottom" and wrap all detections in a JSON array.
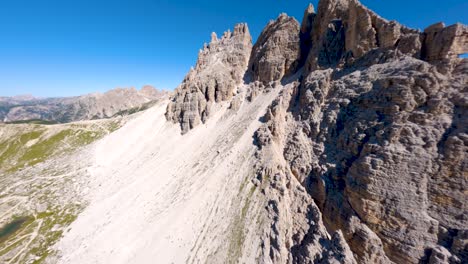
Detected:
[
  {"left": 166, "top": 23, "right": 252, "bottom": 134},
  {"left": 166, "top": 0, "right": 467, "bottom": 135},
  {"left": 210, "top": 32, "right": 218, "bottom": 43},
  {"left": 247, "top": 13, "right": 301, "bottom": 84},
  {"left": 422, "top": 22, "right": 468, "bottom": 61},
  {"left": 300, "top": 3, "right": 316, "bottom": 34},
  {"left": 301, "top": 0, "right": 468, "bottom": 71}
]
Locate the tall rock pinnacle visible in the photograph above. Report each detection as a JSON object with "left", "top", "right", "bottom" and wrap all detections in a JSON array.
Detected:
[
  {"left": 300, "top": 3, "right": 315, "bottom": 34},
  {"left": 247, "top": 14, "right": 301, "bottom": 84},
  {"left": 166, "top": 23, "right": 252, "bottom": 134},
  {"left": 166, "top": 0, "right": 467, "bottom": 134},
  {"left": 301, "top": 0, "right": 468, "bottom": 71}
]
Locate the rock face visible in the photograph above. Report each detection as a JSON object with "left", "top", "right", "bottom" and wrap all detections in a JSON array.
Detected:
[
  {"left": 165, "top": 23, "right": 252, "bottom": 133},
  {"left": 4, "top": 1, "right": 466, "bottom": 263},
  {"left": 1, "top": 86, "right": 167, "bottom": 123},
  {"left": 256, "top": 56, "right": 467, "bottom": 263},
  {"left": 247, "top": 14, "right": 301, "bottom": 84},
  {"left": 249, "top": 1, "right": 468, "bottom": 263},
  {"left": 302, "top": 0, "right": 424, "bottom": 70},
  {"left": 423, "top": 22, "right": 468, "bottom": 61},
  {"left": 164, "top": 0, "right": 468, "bottom": 263}
]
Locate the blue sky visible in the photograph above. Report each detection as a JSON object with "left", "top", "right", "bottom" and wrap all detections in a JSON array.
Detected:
[{"left": 0, "top": 0, "right": 466, "bottom": 97}]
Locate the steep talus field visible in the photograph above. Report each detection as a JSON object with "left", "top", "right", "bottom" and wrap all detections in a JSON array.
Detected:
[
  {"left": 56, "top": 86, "right": 285, "bottom": 263},
  {"left": 1, "top": 0, "right": 467, "bottom": 263}
]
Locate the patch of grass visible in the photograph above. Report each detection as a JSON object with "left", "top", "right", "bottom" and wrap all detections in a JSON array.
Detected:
[
  {"left": 0, "top": 236, "right": 27, "bottom": 256},
  {"left": 5, "top": 119, "right": 58, "bottom": 125},
  {"left": 73, "top": 131, "right": 95, "bottom": 146},
  {"left": 0, "top": 206, "right": 82, "bottom": 263},
  {"left": 0, "top": 129, "right": 45, "bottom": 171},
  {"left": 10, "top": 130, "right": 73, "bottom": 172},
  {"left": 4, "top": 126, "right": 110, "bottom": 173},
  {"left": 23, "top": 130, "right": 70, "bottom": 158},
  {"left": 27, "top": 206, "right": 80, "bottom": 263},
  {"left": 107, "top": 121, "right": 122, "bottom": 133},
  {"left": 238, "top": 176, "right": 248, "bottom": 194}
]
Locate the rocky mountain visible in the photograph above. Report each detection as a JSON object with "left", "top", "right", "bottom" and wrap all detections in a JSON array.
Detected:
[
  {"left": 163, "top": 0, "right": 467, "bottom": 263},
  {"left": 166, "top": 23, "right": 252, "bottom": 133},
  {"left": 0, "top": 0, "right": 466, "bottom": 263},
  {"left": 0, "top": 86, "right": 167, "bottom": 123}
]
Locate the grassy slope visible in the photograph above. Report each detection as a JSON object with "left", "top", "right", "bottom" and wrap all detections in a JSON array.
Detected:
[
  {"left": 0, "top": 121, "right": 121, "bottom": 173},
  {"left": 0, "top": 119, "right": 123, "bottom": 263}
]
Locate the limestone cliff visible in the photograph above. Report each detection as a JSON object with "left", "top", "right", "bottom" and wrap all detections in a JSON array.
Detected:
[
  {"left": 247, "top": 13, "right": 301, "bottom": 84},
  {"left": 4, "top": 0, "right": 467, "bottom": 263},
  {"left": 250, "top": 1, "right": 467, "bottom": 263},
  {"left": 165, "top": 23, "right": 252, "bottom": 133},
  {"left": 165, "top": 0, "right": 467, "bottom": 263}
]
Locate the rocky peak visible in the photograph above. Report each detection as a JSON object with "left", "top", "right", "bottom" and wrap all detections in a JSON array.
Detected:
[
  {"left": 250, "top": 1, "right": 468, "bottom": 263},
  {"left": 166, "top": 0, "right": 467, "bottom": 135},
  {"left": 210, "top": 32, "right": 218, "bottom": 43},
  {"left": 194, "top": 23, "right": 251, "bottom": 73},
  {"left": 302, "top": 0, "right": 417, "bottom": 70},
  {"left": 140, "top": 85, "right": 164, "bottom": 97},
  {"left": 247, "top": 13, "right": 301, "bottom": 84},
  {"left": 300, "top": 3, "right": 316, "bottom": 34},
  {"left": 166, "top": 23, "right": 252, "bottom": 133},
  {"left": 300, "top": 0, "right": 467, "bottom": 71},
  {"left": 422, "top": 22, "right": 468, "bottom": 61}
]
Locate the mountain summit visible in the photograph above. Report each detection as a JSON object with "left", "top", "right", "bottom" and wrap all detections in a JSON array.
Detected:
[{"left": 0, "top": 0, "right": 466, "bottom": 263}]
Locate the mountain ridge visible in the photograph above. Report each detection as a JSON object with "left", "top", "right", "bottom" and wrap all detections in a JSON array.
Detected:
[
  {"left": 0, "top": 0, "right": 466, "bottom": 263},
  {"left": 162, "top": 0, "right": 467, "bottom": 262},
  {"left": 0, "top": 86, "right": 168, "bottom": 123}
]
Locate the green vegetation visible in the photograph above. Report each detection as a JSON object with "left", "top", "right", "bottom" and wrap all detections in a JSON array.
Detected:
[
  {"left": 0, "top": 129, "right": 45, "bottom": 170},
  {"left": 0, "top": 236, "right": 27, "bottom": 256},
  {"left": 1, "top": 122, "right": 120, "bottom": 173},
  {"left": 17, "top": 130, "right": 73, "bottom": 169},
  {"left": 107, "top": 121, "right": 122, "bottom": 133},
  {"left": 5, "top": 119, "right": 58, "bottom": 125},
  {"left": 27, "top": 206, "right": 80, "bottom": 264},
  {"left": 0, "top": 119, "right": 123, "bottom": 262},
  {"left": 0, "top": 206, "right": 81, "bottom": 263}
]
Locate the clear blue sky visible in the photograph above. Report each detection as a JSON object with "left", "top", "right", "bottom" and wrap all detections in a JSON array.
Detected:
[{"left": 0, "top": 0, "right": 466, "bottom": 97}]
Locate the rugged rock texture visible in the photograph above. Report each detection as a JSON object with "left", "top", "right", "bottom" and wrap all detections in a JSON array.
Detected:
[
  {"left": 302, "top": 0, "right": 424, "bottom": 71},
  {"left": 163, "top": 0, "right": 468, "bottom": 262},
  {"left": 251, "top": 1, "right": 468, "bottom": 262},
  {"left": 4, "top": 0, "right": 466, "bottom": 263},
  {"left": 247, "top": 14, "right": 301, "bottom": 84},
  {"left": 422, "top": 22, "right": 468, "bottom": 61},
  {"left": 0, "top": 86, "right": 166, "bottom": 123},
  {"left": 254, "top": 56, "right": 467, "bottom": 264},
  {"left": 165, "top": 24, "right": 252, "bottom": 133},
  {"left": 168, "top": 0, "right": 465, "bottom": 135}
]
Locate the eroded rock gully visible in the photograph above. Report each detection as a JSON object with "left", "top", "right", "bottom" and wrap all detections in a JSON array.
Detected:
[{"left": 166, "top": 0, "right": 467, "bottom": 262}]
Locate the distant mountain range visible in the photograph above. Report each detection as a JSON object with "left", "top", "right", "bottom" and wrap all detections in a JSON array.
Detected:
[{"left": 0, "top": 86, "right": 168, "bottom": 123}]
